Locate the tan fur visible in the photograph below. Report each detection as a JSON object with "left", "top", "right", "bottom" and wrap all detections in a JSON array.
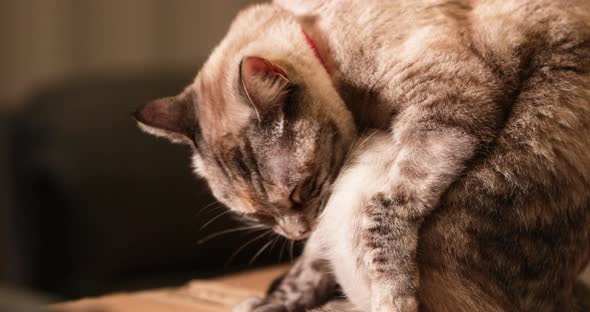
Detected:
[{"left": 135, "top": 0, "right": 590, "bottom": 311}]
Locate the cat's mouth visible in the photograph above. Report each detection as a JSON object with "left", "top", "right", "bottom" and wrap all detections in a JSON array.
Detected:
[
  {"left": 274, "top": 212, "right": 313, "bottom": 240},
  {"left": 274, "top": 194, "right": 328, "bottom": 240},
  {"left": 276, "top": 227, "right": 311, "bottom": 241}
]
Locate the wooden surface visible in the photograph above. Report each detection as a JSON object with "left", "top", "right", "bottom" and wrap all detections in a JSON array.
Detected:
[{"left": 51, "top": 265, "right": 289, "bottom": 312}]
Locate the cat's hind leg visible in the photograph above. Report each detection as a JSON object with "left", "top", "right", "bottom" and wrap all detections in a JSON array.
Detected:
[{"left": 233, "top": 238, "right": 337, "bottom": 312}]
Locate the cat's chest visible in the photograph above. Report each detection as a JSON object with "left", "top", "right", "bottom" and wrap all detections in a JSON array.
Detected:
[
  {"left": 317, "top": 195, "right": 372, "bottom": 311},
  {"left": 311, "top": 132, "right": 396, "bottom": 310},
  {"left": 314, "top": 152, "right": 393, "bottom": 309}
]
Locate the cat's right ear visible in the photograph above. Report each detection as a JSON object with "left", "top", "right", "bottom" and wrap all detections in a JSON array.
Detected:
[
  {"left": 240, "top": 56, "right": 293, "bottom": 121},
  {"left": 133, "top": 90, "right": 198, "bottom": 146}
]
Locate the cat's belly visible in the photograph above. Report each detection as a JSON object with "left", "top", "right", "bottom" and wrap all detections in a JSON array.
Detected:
[{"left": 315, "top": 131, "right": 394, "bottom": 311}]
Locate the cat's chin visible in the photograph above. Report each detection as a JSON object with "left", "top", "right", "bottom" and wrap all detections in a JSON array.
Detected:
[
  {"left": 274, "top": 228, "right": 312, "bottom": 241},
  {"left": 283, "top": 232, "right": 311, "bottom": 241}
]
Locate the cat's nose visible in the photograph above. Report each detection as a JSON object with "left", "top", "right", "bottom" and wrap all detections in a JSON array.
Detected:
[
  {"left": 281, "top": 215, "right": 311, "bottom": 240},
  {"left": 291, "top": 218, "right": 311, "bottom": 239},
  {"left": 296, "top": 220, "right": 310, "bottom": 235}
]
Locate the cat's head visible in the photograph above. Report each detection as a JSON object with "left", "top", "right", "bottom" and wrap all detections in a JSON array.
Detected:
[{"left": 135, "top": 4, "right": 356, "bottom": 240}]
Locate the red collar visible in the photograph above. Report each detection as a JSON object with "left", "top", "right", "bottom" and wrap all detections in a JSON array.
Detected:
[{"left": 302, "top": 30, "right": 327, "bottom": 70}]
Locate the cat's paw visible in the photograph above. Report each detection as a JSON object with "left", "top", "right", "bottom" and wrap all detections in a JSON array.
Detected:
[
  {"left": 372, "top": 286, "right": 417, "bottom": 312},
  {"left": 233, "top": 296, "right": 288, "bottom": 312},
  {"left": 371, "top": 294, "right": 418, "bottom": 312},
  {"left": 392, "top": 296, "right": 418, "bottom": 312}
]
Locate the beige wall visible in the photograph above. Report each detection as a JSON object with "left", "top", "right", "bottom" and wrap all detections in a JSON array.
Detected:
[{"left": 0, "top": 0, "right": 258, "bottom": 111}]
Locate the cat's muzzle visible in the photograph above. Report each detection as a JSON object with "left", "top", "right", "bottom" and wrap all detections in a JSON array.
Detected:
[{"left": 275, "top": 214, "right": 312, "bottom": 240}]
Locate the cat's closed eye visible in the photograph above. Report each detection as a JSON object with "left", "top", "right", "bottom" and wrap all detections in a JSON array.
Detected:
[
  {"left": 289, "top": 176, "right": 315, "bottom": 209},
  {"left": 243, "top": 212, "right": 275, "bottom": 225}
]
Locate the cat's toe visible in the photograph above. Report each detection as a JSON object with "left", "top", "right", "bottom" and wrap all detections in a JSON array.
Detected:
[
  {"left": 393, "top": 296, "right": 418, "bottom": 312},
  {"left": 233, "top": 296, "right": 288, "bottom": 312},
  {"left": 372, "top": 293, "right": 418, "bottom": 312}
]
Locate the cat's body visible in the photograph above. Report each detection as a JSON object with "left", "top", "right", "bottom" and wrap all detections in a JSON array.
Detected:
[{"left": 135, "top": 0, "right": 590, "bottom": 311}]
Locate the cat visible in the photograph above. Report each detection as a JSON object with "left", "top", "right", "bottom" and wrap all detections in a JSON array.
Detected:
[{"left": 134, "top": 0, "right": 590, "bottom": 311}]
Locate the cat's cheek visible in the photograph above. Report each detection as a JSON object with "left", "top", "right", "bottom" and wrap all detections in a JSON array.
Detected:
[
  {"left": 191, "top": 153, "right": 205, "bottom": 176},
  {"left": 272, "top": 226, "right": 287, "bottom": 238}
]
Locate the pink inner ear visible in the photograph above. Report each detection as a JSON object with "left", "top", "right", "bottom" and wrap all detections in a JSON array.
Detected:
[{"left": 242, "top": 56, "right": 288, "bottom": 79}]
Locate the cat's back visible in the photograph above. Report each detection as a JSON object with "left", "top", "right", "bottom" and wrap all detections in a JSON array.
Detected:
[
  {"left": 278, "top": 0, "right": 590, "bottom": 37},
  {"left": 278, "top": 0, "right": 590, "bottom": 83}
]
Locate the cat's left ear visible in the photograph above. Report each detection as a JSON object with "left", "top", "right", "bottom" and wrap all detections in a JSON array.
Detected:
[
  {"left": 134, "top": 89, "right": 198, "bottom": 146},
  {"left": 240, "top": 56, "right": 293, "bottom": 120}
]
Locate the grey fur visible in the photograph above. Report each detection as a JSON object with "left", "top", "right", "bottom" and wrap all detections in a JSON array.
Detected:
[{"left": 135, "top": 1, "right": 590, "bottom": 311}]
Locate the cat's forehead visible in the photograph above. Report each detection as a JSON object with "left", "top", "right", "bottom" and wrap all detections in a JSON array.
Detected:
[
  {"left": 187, "top": 5, "right": 314, "bottom": 146},
  {"left": 192, "top": 72, "right": 252, "bottom": 144}
]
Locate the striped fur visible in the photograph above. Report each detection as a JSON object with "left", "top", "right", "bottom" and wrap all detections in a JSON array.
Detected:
[{"left": 135, "top": 1, "right": 590, "bottom": 311}]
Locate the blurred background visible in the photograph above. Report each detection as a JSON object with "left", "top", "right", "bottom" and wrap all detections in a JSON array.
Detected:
[
  {"left": 0, "top": 0, "right": 302, "bottom": 304},
  {"left": 2, "top": 0, "right": 589, "bottom": 309}
]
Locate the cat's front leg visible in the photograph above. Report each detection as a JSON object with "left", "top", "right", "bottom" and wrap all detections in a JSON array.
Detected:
[
  {"left": 359, "top": 41, "right": 506, "bottom": 311},
  {"left": 360, "top": 193, "right": 421, "bottom": 312},
  {"left": 360, "top": 128, "right": 482, "bottom": 312},
  {"left": 233, "top": 240, "right": 337, "bottom": 312}
]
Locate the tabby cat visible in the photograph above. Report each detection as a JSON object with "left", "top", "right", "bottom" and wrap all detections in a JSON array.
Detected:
[{"left": 135, "top": 0, "right": 590, "bottom": 311}]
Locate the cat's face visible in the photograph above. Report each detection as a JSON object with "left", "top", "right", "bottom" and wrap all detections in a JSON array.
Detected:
[{"left": 135, "top": 5, "right": 357, "bottom": 240}]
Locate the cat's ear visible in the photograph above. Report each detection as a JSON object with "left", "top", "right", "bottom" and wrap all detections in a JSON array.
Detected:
[
  {"left": 240, "top": 56, "right": 292, "bottom": 120},
  {"left": 134, "top": 90, "right": 198, "bottom": 145}
]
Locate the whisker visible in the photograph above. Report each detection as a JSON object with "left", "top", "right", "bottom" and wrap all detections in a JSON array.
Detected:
[
  {"left": 268, "top": 234, "right": 283, "bottom": 265},
  {"left": 279, "top": 237, "right": 287, "bottom": 263},
  {"left": 358, "top": 129, "right": 378, "bottom": 149},
  {"left": 197, "top": 224, "right": 266, "bottom": 245},
  {"left": 201, "top": 200, "right": 220, "bottom": 211},
  {"left": 344, "top": 135, "right": 360, "bottom": 161},
  {"left": 249, "top": 238, "right": 275, "bottom": 265},
  {"left": 289, "top": 240, "right": 295, "bottom": 262},
  {"left": 269, "top": 234, "right": 280, "bottom": 252},
  {"left": 327, "top": 130, "right": 338, "bottom": 140},
  {"left": 225, "top": 230, "right": 273, "bottom": 267},
  {"left": 200, "top": 209, "right": 232, "bottom": 230},
  {"left": 196, "top": 200, "right": 222, "bottom": 217}
]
